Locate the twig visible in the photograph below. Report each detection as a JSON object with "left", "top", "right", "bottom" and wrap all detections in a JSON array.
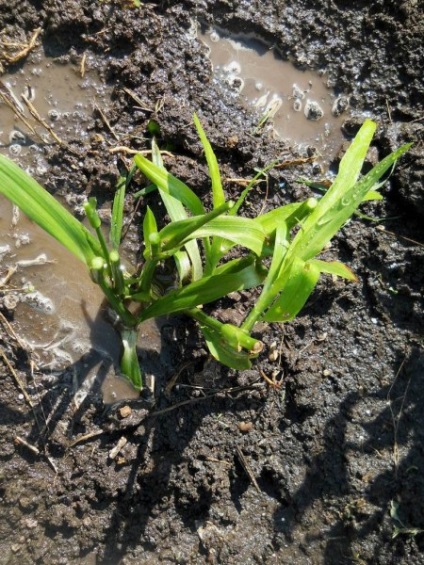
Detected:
[
  {"left": 0, "top": 310, "right": 28, "bottom": 349},
  {"left": 2, "top": 27, "right": 41, "bottom": 63},
  {"left": 273, "top": 157, "right": 315, "bottom": 168},
  {"left": 376, "top": 225, "right": 424, "bottom": 248},
  {"left": 236, "top": 446, "right": 261, "bottom": 493},
  {"left": 108, "top": 436, "right": 128, "bottom": 460},
  {"left": 123, "top": 87, "right": 154, "bottom": 112},
  {"left": 151, "top": 383, "right": 263, "bottom": 416},
  {"left": 14, "top": 435, "right": 40, "bottom": 455},
  {"left": 21, "top": 94, "right": 64, "bottom": 145},
  {"left": 67, "top": 430, "right": 104, "bottom": 448},
  {"left": 80, "top": 52, "right": 87, "bottom": 78},
  {"left": 387, "top": 354, "right": 410, "bottom": 474},
  {"left": 94, "top": 104, "right": 120, "bottom": 142},
  {"left": 0, "top": 266, "right": 17, "bottom": 288},
  {"left": 0, "top": 80, "right": 38, "bottom": 137},
  {"left": 0, "top": 347, "right": 40, "bottom": 430},
  {"left": 259, "top": 368, "right": 282, "bottom": 390},
  {"left": 164, "top": 361, "right": 193, "bottom": 397},
  {"left": 108, "top": 146, "right": 174, "bottom": 158}
]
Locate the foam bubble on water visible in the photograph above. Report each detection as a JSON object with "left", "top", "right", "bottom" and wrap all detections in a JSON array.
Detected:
[
  {"left": 22, "top": 289, "right": 55, "bottom": 314},
  {"left": 9, "top": 144, "right": 22, "bottom": 156},
  {"left": 200, "top": 26, "right": 350, "bottom": 166}
]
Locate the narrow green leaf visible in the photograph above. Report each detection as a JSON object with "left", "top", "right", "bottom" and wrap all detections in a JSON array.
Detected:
[
  {"left": 288, "top": 121, "right": 411, "bottom": 262},
  {"left": 0, "top": 154, "right": 100, "bottom": 264},
  {"left": 310, "top": 259, "right": 358, "bottom": 281},
  {"left": 173, "top": 215, "right": 266, "bottom": 257},
  {"left": 212, "top": 255, "right": 258, "bottom": 276},
  {"left": 134, "top": 152, "right": 205, "bottom": 215},
  {"left": 362, "top": 190, "right": 383, "bottom": 202},
  {"left": 193, "top": 113, "right": 225, "bottom": 209},
  {"left": 240, "top": 226, "right": 289, "bottom": 332},
  {"left": 201, "top": 326, "right": 253, "bottom": 370},
  {"left": 142, "top": 206, "right": 158, "bottom": 259},
  {"left": 149, "top": 140, "right": 204, "bottom": 280},
  {"left": 138, "top": 263, "right": 265, "bottom": 321},
  {"left": 264, "top": 257, "right": 320, "bottom": 322},
  {"left": 159, "top": 202, "right": 231, "bottom": 251},
  {"left": 110, "top": 173, "right": 126, "bottom": 249},
  {"left": 120, "top": 327, "right": 143, "bottom": 390},
  {"left": 256, "top": 198, "right": 318, "bottom": 236},
  {"left": 174, "top": 250, "right": 191, "bottom": 284}
]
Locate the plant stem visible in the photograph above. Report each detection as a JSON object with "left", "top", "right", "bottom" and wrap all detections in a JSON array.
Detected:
[
  {"left": 119, "top": 326, "right": 143, "bottom": 389},
  {"left": 136, "top": 257, "right": 160, "bottom": 297}
]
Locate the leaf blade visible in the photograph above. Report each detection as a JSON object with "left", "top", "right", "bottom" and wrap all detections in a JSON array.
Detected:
[{"left": 0, "top": 154, "right": 100, "bottom": 265}]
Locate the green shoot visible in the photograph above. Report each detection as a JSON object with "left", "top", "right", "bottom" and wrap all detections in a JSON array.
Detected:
[{"left": 0, "top": 116, "right": 411, "bottom": 389}]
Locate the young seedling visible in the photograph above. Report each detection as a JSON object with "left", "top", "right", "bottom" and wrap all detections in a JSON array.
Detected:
[{"left": 0, "top": 116, "right": 411, "bottom": 389}]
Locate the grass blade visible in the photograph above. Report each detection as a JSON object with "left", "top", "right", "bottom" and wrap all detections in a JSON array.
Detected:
[
  {"left": 159, "top": 202, "right": 231, "bottom": 251},
  {"left": 193, "top": 113, "right": 225, "bottom": 209},
  {"left": 110, "top": 173, "right": 127, "bottom": 250},
  {"left": 310, "top": 259, "right": 357, "bottom": 281},
  {"left": 134, "top": 152, "right": 205, "bottom": 215},
  {"left": 264, "top": 257, "right": 320, "bottom": 322},
  {"left": 138, "top": 263, "right": 265, "bottom": 321},
  {"left": 150, "top": 140, "right": 204, "bottom": 280},
  {"left": 289, "top": 121, "right": 411, "bottom": 262},
  {"left": 176, "top": 216, "right": 266, "bottom": 257},
  {"left": 201, "top": 326, "right": 254, "bottom": 369},
  {"left": 0, "top": 154, "right": 100, "bottom": 264}
]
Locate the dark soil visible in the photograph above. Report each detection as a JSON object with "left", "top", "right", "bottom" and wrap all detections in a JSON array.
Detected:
[{"left": 1, "top": 1, "right": 423, "bottom": 564}]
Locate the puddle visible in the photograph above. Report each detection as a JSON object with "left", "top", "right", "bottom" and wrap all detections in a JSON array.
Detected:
[
  {"left": 0, "top": 196, "right": 160, "bottom": 403},
  {"left": 0, "top": 50, "right": 112, "bottom": 172},
  {"left": 0, "top": 52, "right": 158, "bottom": 403},
  {"left": 200, "top": 28, "right": 349, "bottom": 166},
  {"left": 0, "top": 197, "right": 165, "bottom": 404}
]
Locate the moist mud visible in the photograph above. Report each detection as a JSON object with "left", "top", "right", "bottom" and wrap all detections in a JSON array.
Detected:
[
  {"left": 200, "top": 27, "right": 349, "bottom": 167},
  {"left": 0, "top": 2, "right": 423, "bottom": 564}
]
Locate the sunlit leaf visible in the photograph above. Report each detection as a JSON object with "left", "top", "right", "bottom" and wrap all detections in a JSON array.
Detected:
[
  {"left": 263, "top": 257, "right": 320, "bottom": 322},
  {"left": 138, "top": 263, "right": 265, "bottom": 321},
  {"left": 110, "top": 172, "right": 126, "bottom": 249},
  {"left": 201, "top": 326, "right": 254, "bottom": 370},
  {"left": 193, "top": 113, "right": 225, "bottom": 209},
  {"left": 0, "top": 154, "right": 100, "bottom": 265},
  {"left": 310, "top": 259, "right": 358, "bottom": 281},
  {"left": 288, "top": 121, "right": 411, "bottom": 262}
]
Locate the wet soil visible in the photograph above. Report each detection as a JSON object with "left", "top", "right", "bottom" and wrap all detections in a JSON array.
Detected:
[{"left": 0, "top": 1, "right": 423, "bottom": 564}]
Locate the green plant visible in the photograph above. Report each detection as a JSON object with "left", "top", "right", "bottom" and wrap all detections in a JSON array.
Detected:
[{"left": 0, "top": 116, "right": 410, "bottom": 389}]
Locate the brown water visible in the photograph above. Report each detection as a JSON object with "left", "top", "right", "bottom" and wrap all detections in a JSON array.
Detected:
[
  {"left": 0, "top": 51, "right": 112, "bottom": 172},
  {"left": 0, "top": 53, "right": 156, "bottom": 402},
  {"left": 200, "top": 28, "right": 348, "bottom": 166},
  {"left": 0, "top": 196, "right": 151, "bottom": 403}
]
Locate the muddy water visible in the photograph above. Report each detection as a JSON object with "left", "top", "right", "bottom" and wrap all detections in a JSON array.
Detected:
[
  {"left": 0, "top": 52, "right": 158, "bottom": 402},
  {"left": 200, "top": 28, "right": 348, "bottom": 166},
  {"left": 0, "top": 196, "right": 154, "bottom": 402},
  {"left": 0, "top": 50, "right": 111, "bottom": 171}
]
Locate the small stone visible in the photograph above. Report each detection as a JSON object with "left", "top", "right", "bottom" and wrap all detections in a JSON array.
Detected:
[
  {"left": 268, "top": 349, "right": 279, "bottom": 362},
  {"left": 238, "top": 421, "right": 254, "bottom": 433},
  {"left": 23, "top": 518, "right": 38, "bottom": 529},
  {"left": 226, "top": 135, "right": 239, "bottom": 148},
  {"left": 118, "top": 405, "right": 132, "bottom": 419}
]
